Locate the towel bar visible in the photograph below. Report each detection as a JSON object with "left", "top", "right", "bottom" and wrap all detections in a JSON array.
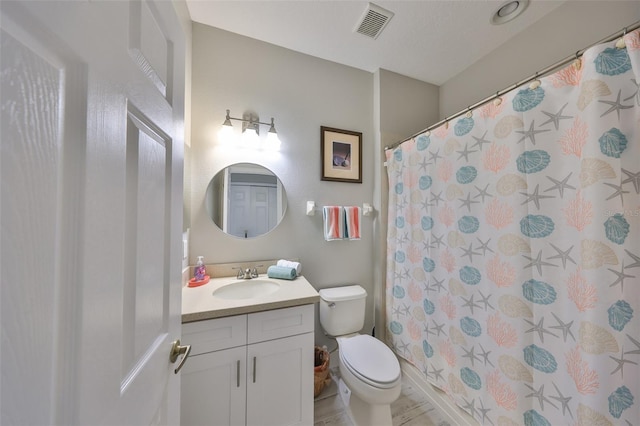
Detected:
[{"left": 305, "top": 201, "right": 374, "bottom": 216}]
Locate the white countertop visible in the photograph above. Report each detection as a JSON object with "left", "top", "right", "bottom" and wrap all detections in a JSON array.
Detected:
[{"left": 182, "top": 275, "right": 320, "bottom": 323}]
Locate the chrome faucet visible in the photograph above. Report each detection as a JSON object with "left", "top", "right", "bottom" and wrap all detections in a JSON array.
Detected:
[{"left": 234, "top": 266, "right": 261, "bottom": 280}]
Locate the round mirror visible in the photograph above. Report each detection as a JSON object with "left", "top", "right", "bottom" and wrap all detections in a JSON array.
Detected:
[{"left": 205, "top": 163, "right": 287, "bottom": 239}]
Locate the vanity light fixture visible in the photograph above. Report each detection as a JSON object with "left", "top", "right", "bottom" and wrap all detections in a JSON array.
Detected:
[{"left": 219, "top": 109, "right": 282, "bottom": 151}]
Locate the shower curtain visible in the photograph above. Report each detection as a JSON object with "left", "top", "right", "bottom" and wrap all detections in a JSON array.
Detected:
[{"left": 386, "top": 30, "right": 640, "bottom": 425}]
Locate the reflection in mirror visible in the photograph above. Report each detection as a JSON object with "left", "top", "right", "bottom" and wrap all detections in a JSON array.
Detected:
[{"left": 205, "top": 163, "right": 287, "bottom": 239}]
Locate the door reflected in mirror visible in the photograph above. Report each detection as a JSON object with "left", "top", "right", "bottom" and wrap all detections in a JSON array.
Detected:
[{"left": 205, "top": 163, "right": 287, "bottom": 238}]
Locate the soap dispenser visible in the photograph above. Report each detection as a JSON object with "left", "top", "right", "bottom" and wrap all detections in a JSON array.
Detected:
[
  {"left": 194, "top": 256, "right": 206, "bottom": 281},
  {"left": 188, "top": 256, "right": 209, "bottom": 288}
]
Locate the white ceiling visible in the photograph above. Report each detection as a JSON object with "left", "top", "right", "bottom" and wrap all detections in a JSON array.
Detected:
[{"left": 186, "top": 0, "right": 567, "bottom": 86}]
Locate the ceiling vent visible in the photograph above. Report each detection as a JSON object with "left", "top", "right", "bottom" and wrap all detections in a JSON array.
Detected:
[{"left": 355, "top": 3, "right": 394, "bottom": 39}]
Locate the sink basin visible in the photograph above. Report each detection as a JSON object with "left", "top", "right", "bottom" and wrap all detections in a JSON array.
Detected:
[{"left": 212, "top": 279, "right": 281, "bottom": 300}]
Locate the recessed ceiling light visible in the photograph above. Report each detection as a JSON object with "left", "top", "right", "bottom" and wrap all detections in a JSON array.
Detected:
[{"left": 490, "top": 0, "right": 529, "bottom": 25}]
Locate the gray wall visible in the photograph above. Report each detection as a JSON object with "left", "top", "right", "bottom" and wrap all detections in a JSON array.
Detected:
[
  {"left": 378, "top": 69, "right": 440, "bottom": 141},
  {"left": 440, "top": 1, "right": 640, "bottom": 118},
  {"left": 189, "top": 24, "right": 375, "bottom": 346}
]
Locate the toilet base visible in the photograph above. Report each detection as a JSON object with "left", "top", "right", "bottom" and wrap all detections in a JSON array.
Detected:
[{"left": 338, "top": 378, "right": 393, "bottom": 426}]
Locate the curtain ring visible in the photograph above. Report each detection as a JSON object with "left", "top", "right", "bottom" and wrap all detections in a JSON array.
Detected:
[
  {"left": 529, "top": 72, "right": 541, "bottom": 90},
  {"left": 573, "top": 50, "right": 583, "bottom": 70},
  {"left": 616, "top": 28, "right": 628, "bottom": 49},
  {"left": 493, "top": 92, "right": 503, "bottom": 107}
]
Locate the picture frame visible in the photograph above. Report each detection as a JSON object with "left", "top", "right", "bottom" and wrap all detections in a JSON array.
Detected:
[{"left": 320, "top": 126, "right": 362, "bottom": 183}]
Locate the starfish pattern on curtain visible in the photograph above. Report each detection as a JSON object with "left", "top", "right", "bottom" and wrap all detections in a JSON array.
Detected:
[{"left": 385, "top": 29, "right": 640, "bottom": 426}]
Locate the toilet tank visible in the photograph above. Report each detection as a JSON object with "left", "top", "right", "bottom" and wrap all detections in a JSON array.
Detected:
[{"left": 319, "top": 285, "right": 367, "bottom": 336}]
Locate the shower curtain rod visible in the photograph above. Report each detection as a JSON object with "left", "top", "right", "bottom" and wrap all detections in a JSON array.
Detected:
[{"left": 385, "top": 20, "right": 640, "bottom": 151}]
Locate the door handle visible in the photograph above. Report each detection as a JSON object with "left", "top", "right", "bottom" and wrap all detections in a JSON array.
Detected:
[{"left": 169, "top": 339, "right": 191, "bottom": 374}]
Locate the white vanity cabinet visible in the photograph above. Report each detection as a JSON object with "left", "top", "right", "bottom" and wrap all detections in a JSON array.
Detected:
[{"left": 181, "top": 304, "right": 314, "bottom": 426}]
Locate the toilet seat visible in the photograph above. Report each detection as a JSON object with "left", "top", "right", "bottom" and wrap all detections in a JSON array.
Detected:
[{"left": 339, "top": 335, "right": 401, "bottom": 389}]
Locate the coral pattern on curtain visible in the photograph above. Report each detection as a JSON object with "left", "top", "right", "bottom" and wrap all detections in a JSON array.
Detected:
[{"left": 385, "top": 30, "right": 640, "bottom": 426}]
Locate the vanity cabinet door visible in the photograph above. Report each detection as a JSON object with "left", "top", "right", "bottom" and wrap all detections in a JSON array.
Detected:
[
  {"left": 181, "top": 346, "right": 246, "bottom": 426},
  {"left": 246, "top": 332, "right": 314, "bottom": 426}
]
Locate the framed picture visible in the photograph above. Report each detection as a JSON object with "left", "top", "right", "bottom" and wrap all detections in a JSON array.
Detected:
[{"left": 321, "top": 126, "right": 362, "bottom": 183}]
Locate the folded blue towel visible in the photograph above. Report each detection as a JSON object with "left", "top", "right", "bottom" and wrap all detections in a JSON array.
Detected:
[{"left": 267, "top": 265, "right": 297, "bottom": 280}]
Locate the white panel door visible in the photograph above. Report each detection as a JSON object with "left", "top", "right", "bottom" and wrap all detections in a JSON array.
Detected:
[
  {"left": 229, "top": 185, "right": 250, "bottom": 238},
  {"left": 228, "top": 185, "right": 277, "bottom": 238},
  {"left": 0, "top": 1, "right": 186, "bottom": 424}
]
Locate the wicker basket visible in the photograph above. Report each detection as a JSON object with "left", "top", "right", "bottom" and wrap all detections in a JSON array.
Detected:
[{"left": 313, "top": 346, "right": 331, "bottom": 397}]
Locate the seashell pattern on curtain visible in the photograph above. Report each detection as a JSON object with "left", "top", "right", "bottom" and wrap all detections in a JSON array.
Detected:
[{"left": 385, "top": 29, "right": 640, "bottom": 425}]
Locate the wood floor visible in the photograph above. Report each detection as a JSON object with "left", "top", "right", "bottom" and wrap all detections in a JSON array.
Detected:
[{"left": 314, "top": 367, "right": 453, "bottom": 426}]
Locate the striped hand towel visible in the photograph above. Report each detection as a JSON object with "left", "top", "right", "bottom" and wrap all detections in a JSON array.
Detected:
[
  {"left": 323, "top": 206, "right": 344, "bottom": 241},
  {"left": 344, "top": 206, "right": 361, "bottom": 240}
]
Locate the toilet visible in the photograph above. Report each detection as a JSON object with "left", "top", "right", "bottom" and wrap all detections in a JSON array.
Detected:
[{"left": 319, "top": 285, "right": 401, "bottom": 426}]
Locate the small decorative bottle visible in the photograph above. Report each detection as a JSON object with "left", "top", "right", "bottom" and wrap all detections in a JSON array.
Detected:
[{"left": 194, "top": 256, "right": 206, "bottom": 281}]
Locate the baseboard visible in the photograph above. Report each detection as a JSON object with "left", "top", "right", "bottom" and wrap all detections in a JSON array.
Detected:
[{"left": 400, "top": 359, "right": 478, "bottom": 426}]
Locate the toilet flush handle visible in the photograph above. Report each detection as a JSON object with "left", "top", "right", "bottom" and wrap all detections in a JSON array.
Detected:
[{"left": 328, "top": 302, "right": 336, "bottom": 308}]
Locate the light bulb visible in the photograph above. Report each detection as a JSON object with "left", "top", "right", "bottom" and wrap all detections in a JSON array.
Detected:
[
  {"left": 241, "top": 127, "right": 259, "bottom": 149},
  {"left": 265, "top": 132, "right": 281, "bottom": 151},
  {"left": 218, "top": 124, "right": 235, "bottom": 145}
]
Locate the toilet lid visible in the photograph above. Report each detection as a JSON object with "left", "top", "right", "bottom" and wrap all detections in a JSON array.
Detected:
[{"left": 339, "top": 335, "right": 400, "bottom": 387}]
